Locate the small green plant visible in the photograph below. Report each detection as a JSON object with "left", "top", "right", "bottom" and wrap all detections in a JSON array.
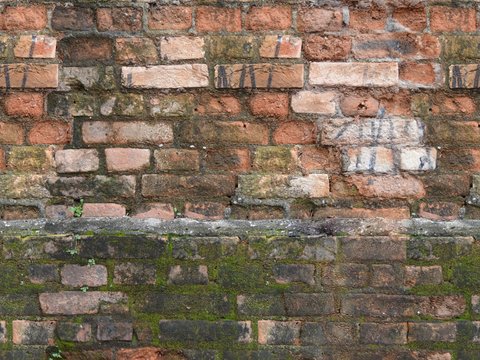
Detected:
[
  {"left": 69, "top": 199, "right": 84, "bottom": 218},
  {"left": 87, "top": 258, "right": 96, "bottom": 267},
  {"left": 66, "top": 248, "right": 78, "bottom": 256},
  {"left": 48, "top": 347, "right": 63, "bottom": 360},
  {"left": 80, "top": 286, "right": 89, "bottom": 293}
]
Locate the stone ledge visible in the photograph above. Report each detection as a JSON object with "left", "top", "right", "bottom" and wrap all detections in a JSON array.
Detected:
[{"left": 1, "top": 218, "right": 480, "bottom": 237}]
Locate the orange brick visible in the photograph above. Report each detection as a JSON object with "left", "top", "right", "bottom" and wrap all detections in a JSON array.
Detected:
[
  {"left": 1, "top": 6, "right": 47, "bottom": 30},
  {"left": 28, "top": 121, "right": 71, "bottom": 145},
  {"left": 0, "top": 122, "right": 24, "bottom": 145},
  {"left": 148, "top": 6, "right": 192, "bottom": 30},
  {"left": 430, "top": 6, "right": 476, "bottom": 32},
  {"left": 400, "top": 63, "right": 437, "bottom": 87},
  {"left": 392, "top": 7, "right": 426, "bottom": 32},
  {"left": 249, "top": 93, "right": 289, "bottom": 118},
  {"left": 297, "top": 7, "right": 342, "bottom": 32},
  {"left": 273, "top": 122, "right": 316, "bottom": 145},
  {"left": 245, "top": 6, "right": 291, "bottom": 30},
  {"left": 4, "top": 93, "right": 43, "bottom": 118},
  {"left": 196, "top": 7, "right": 241, "bottom": 32},
  {"left": 350, "top": 7, "right": 386, "bottom": 31}
]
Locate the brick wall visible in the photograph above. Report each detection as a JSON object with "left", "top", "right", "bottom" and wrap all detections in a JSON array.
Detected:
[
  {"left": 0, "top": 218, "right": 478, "bottom": 359},
  {"left": 0, "top": 0, "right": 479, "bottom": 221}
]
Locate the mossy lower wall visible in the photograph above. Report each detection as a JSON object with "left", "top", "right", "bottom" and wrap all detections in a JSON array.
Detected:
[{"left": 0, "top": 218, "right": 478, "bottom": 359}]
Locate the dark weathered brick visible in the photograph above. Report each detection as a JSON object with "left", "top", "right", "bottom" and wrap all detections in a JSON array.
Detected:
[
  {"left": 237, "top": 294, "right": 286, "bottom": 316},
  {"left": 97, "top": 318, "right": 133, "bottom": 341},
  {"left": 273, "top": 264, "right": 315, "bottom": 285},
  {"left": 258, "top": 320, "right": 300, "bottom": 345},
  {"left": 341, "top": 237, "right": 407, "bottom": 261},
  {"left": 360, "top": 323, "right": 407, "bottom": 344},
  {"left": 171, "top": 237, "right": 239, "bottom": 260},
  {"left": 137, "top": 294, "right": 231, "bottom": 316},
  {"left": 159, "top": 320, "right": 251, "bottom": 343},
  {"left": 168, "top": 265, "right": 208, "bottom": 285},
  {"left": 284, "top": 293, "right": 336, "bottom": 316},
  {"left": 408, "top": 322, "right": 456, "bottom": 342},
  {"left": 322, "top": 263, "right": 369, "bottom": 287},
  {"left": 114, "top": 263, "right": 157, "bottom": 285},
  {"left": 249, "top": 236, "right": 337, "bottom": 261},
  {"left": 57, "top": 322, "right": 92, "bottom": 342},
  {"left": 78, "top": 235, "right": 165, "bottom": 259},
  {"left": 28, "top": 264, "right": 59, "bottom": 284}
]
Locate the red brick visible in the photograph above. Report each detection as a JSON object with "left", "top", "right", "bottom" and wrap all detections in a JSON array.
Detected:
[
  {"left": 350, "top": 7, "right": 387, "bottom": 31},
  {"left": 245, "top": 6, "right": 291, "bottom": 31},
  {"left": 250, "top": 93, "right": 289, "bottom": 118},
  {"left": 296, "top": 146, "right": 341, "bottom": 173},
  {"left": 132, "top": 203, "right": 174, "bottom": 220},
  {"left": 4, "top": 93, "right": 43, "bottom": 118},
  {"left": 14, "top": 35, "right": 56, "bottom": 58},
  {"left": 205, "top": 148, "right": 251, "bottom": 172},
  {"left": 291, "top": 91, "right": 336, "bottom": 114},
  {"left": 59, "top": 36, "right": 112, "bottom": 63},
  {"left": 184, "top": 202, "right": 226, "bottom": 220},
  {"left": 273, "top": 121, "right": 316, "bottom": 145},
  {"left": 195, "top": 94, "right": 241, "bottom": 115},
  {"left": 52, "top": 7, "right": 95, "bottom": 31},
  {"left": 97, "top": 7, "right": 143, "bottom": 32},
  {"left": 39, "top": 291, "right": 127, "bottom": 315},
  {"left": 380, "top": 90, "right": 412, "bottom": 117},
  {"left": 105, "top": 148, "right": 150, "bottom": 172},
  {"left": 61, "top": 265, "right": 108, "bottom": 287},
  {"left": 352, "top": 34, "right": 440, "bottom": 60},
  {"left": 0, "top": 64, "right": 58, "bottom": 88},
  {"left": 348, "top": 175, "right": 426, "bottom": 199},
  {"left": 82, "top": 203, "right": 126, "bottom": 218},
  {"left": 419, "top": 201, "right": 462, "bottom": 221},
  {"left": 400, "top": 63, "right": 436, "bottom": 86},
  {"left": 216, "top": 64, "right": 304, "bottom": 89},
  {"left": 341, "top": 94, "right": 379, "bottom": 117},
  {"left": 148, "top": 6, "right": 192, "bottom": 30},
  {"left": 28, "top": 121, "right": 71, "bottom": 145},
  {"left": 430, "top": 6, "right": 476, "bottom": 32},
  {"left": 155, "top": 149, "right": 199, "bottom": 171},
  {"left": 304, "top": 35, "right": 351, "bottom": 61},
  {"left": 297, "top": 8, "right": 343, "bottom": 32},
  {"left": 260, "top": 35, "right": 302, "bottom": 58},
  {"left": 196, "top": 7, "right": 241, "bottom": 32},
  {"left": 392, "top": 7, "right": 426, "bottom": 32},
  {"left": 1, "top": 6, "right": 47, "bottom": 30},
  {"left": 431, "top": 95, "right": 476, "bottom": 115},
  {"left": 0, "top": 122, "right": 24, "bottom": 145}
]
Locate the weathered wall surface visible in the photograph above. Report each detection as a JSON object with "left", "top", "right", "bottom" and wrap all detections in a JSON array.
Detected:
[
  {"left": 2, "top": 0, "right": 480, "bottom": 359},
  {"left": 0, "top": 218, "right": 478, "bottom": 359},
  {"left": 0, "top": 0, "right": 479, "bottom": 220}
]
